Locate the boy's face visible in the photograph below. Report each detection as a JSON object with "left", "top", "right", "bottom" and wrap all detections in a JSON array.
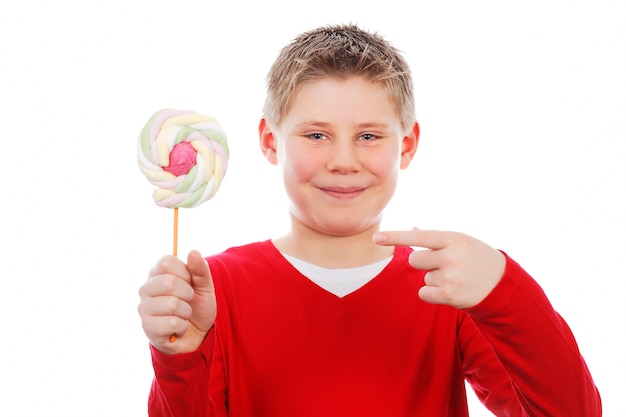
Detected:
[{"left": 260, "top": 76, "right": 418, "bottom": 238}]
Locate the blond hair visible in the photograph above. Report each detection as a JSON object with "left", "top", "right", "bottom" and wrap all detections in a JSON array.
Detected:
[{"left": 262, "top": 24, "right": 416, "bottom": 132}]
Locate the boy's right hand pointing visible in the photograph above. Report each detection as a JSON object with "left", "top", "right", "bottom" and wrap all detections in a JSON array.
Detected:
[{"left": 137, "top": 250, "right": 216, "bottom": 355}]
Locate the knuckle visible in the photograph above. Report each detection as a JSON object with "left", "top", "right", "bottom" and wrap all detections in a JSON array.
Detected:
[
  {"left": 160, "top": 255, "right": 178, "bottom": 271},
  {"left": 168, "top": 316, "right": 181, "bottom": 331},
  {"left": 161, "top": 274, "right": 178, "bottom": 293},
  {"left": 167, "top": 296, "right": 182, "bottom": 314},
  {"left": 438, "top": 283, "right": 458, "bottom": 304}
]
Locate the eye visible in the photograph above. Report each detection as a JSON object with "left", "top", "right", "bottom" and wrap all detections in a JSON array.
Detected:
[
  {"left": 359, "top": 133, "right": 378, "bottom": 141},
  {"left": 307, "top": 132, "right": 327, "bottom": 140}
]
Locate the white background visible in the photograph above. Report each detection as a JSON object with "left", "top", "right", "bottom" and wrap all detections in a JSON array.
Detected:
[{"left": 1, "top": 1, "right": 624, "bottom": 415}]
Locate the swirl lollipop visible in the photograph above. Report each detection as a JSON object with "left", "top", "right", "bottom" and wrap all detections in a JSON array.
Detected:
[{"left": 138, "top": 108, "right": 229, "bottom": 257}]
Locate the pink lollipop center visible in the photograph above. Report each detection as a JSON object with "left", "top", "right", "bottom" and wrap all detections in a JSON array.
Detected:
[{"left": 163, "top": 142, "right": 198, "bottom": 176}]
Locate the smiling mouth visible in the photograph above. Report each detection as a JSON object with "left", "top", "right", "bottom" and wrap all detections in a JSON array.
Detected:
[{"left": 318, "top": 186, "right": 366, "bottom": 198}]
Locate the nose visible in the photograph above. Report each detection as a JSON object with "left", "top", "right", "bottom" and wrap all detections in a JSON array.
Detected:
[{"left": 326, "top": 137, "right": 360, "bottom": 174}]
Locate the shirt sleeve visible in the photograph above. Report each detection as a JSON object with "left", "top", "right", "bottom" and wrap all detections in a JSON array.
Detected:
[
  {"left": 148, "top": 329, "right": 224, "bottom": 417},
  {"left": 463, "top": 253, "right": 602, "bottom": 416}
]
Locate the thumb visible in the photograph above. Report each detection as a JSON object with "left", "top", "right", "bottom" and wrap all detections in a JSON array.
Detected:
[{"left": 187, "top": 250, "right": 213, "bottom": 293}]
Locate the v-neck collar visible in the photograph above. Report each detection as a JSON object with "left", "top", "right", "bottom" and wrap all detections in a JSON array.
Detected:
[{"left": 262, "top": 240, "right": 408, "bottom": 303}]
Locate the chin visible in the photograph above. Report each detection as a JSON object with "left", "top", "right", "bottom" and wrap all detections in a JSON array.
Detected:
[
  {"left": 317, "top": 220, "right": 379, "bottom": 238},
  {"left": 292, "top": 208, "right": 382, "bottom": 237}
]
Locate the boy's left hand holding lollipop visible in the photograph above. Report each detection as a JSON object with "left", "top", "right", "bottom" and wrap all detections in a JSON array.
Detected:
[{"left": 138, "top": 250, "right": 217, "bottom": 355}]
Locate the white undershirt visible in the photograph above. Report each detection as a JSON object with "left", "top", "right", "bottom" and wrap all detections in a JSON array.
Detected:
[{"left": 282, "top": 254, "right": 393, "bottom": 297}]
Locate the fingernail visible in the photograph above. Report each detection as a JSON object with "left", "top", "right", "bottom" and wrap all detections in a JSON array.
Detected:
[{"left": 373, "top": 233, "right": 385, "bottom": 244}]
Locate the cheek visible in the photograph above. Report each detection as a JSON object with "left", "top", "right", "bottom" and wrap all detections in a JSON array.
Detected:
[
  {"left": 365, "top": 152, "right": 400, "bottom": 180},
  {"left": 279, "top": 146, "right": 319, "bottom": 180}
]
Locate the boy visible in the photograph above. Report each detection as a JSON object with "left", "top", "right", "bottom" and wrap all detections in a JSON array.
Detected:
[{"left": 138, "top": 24, "right": 601, "bottom": 416}]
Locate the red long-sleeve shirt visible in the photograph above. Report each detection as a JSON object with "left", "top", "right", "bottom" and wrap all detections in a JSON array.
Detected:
[{"left": 148, "top": 241, "right": 601, "bottom": 416}]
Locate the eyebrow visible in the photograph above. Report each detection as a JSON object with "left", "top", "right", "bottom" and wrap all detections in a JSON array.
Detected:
[{"left": 295, "top": 121, "right": 391, "bottom": 129}]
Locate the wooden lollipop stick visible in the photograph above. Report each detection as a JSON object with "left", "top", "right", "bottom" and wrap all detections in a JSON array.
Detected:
[
  {"left": 170, "top": 208, "right": 179, "bottom": 343},
  {"left": 173, "top": 207, "right": 179, "bottom": 257}
]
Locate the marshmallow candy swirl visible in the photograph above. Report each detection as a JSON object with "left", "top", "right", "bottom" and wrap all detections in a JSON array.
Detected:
[{"left": 138, "top": 109, "right": 229, "bottom": 208}]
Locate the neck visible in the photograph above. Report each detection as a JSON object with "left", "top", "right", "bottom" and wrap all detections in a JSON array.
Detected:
[{"left": 272, "top": 217, "right": 394, "bottom": 269}]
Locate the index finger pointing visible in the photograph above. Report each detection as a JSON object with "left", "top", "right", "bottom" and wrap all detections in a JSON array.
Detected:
[{"left": 374, "top": 229, "right": 450, "bottom": 250}]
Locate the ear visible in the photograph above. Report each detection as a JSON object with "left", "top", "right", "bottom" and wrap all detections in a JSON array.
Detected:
[
  {"left": 258, "top": 118, "right": 278, "bottom": 165},
  {"left": 400, "top": 121, "right": 420, "bottom": 169}
]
